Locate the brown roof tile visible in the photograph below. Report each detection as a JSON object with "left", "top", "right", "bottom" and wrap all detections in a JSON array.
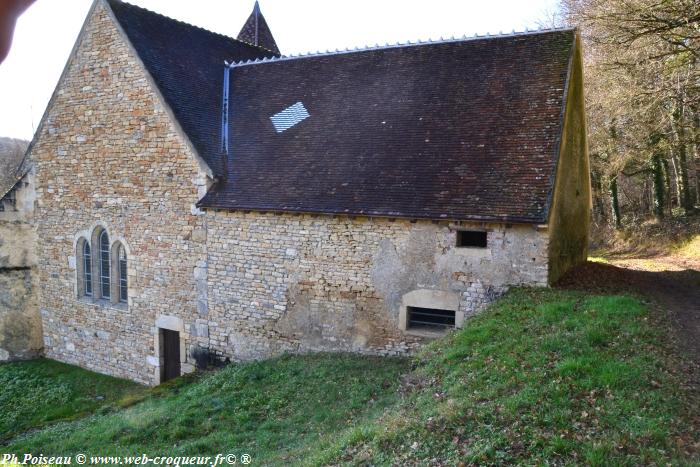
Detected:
[{"left": 199, "top": 30, "right": 576, "bottom": 223}]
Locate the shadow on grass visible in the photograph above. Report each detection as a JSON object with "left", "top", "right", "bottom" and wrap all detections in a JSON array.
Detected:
[{"left": 556, "top": 261, "right": 700, "bottom": 363}]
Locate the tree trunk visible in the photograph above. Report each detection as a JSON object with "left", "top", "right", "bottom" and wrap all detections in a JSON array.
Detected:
[
  {"left": 592, "top": 169, "right": 607, "bottom": 224},
  {"left": 651, "top": 152, "right": 665, "bottom": 219},
  {"left": 671, "top": 98, "right": 693, "bottom": 213},
  {"left": 642, "top": 178, "right": 651, "bottom": 215},
  {"left": 692, "top": 105, "right": 700, "bottom": 207},
  {"left": 670, "top": 150, "right": 681, "bottom": 209},
  {"left": 662, "top": 157, "right": 672, "bottom": 216},
  {"left": 609, "top": 176, "right": 621, "bottom": 228}
]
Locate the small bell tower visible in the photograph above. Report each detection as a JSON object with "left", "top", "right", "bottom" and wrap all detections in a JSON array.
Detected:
[{"left": 237, "top": 1, "right": 280, "bottom": 55}]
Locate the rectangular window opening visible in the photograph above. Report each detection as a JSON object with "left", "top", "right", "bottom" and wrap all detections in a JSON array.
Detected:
[
  {"left": 456, "top": 230, "right": 487, "bottom": 248},
  {"left": 407, "top": 306, "right": 455, "bottom": 332}
]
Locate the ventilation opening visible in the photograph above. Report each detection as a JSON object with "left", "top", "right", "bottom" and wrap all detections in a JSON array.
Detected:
[
  {"left": 407, "top": 306, "right": 455, "bottom": 332},
  {"left": 456, "top": 230, "right": 487, "bottom": 248}
]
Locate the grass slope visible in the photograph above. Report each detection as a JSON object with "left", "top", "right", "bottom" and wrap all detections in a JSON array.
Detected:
[
  {"left": 0, "top": 359, "right": 144, "bottom": 442},
  {"left": 2, "top": 289, "right": 697, "bottom": 465},
  {"left": 313, "top": 289, "right": 698, "bottom": 465},
  {"left": 3, "top": 354, "right": 409, "bottom": 464}
]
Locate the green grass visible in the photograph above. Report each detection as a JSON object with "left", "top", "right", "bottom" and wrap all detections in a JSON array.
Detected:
[
  {"left": 311, "top": 289, "right": 697, "bottom": 466},
  {"left": 1, "top": 289, "right": 697, "bottom": 465},
  {"left": 0, "top": 358, "right": 145, "bottom": 442},
  {"left": 2, "top": 354, "right": 409, "bottom": 464}
]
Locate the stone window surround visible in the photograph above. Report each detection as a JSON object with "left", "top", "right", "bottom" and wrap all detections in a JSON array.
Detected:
[
  {"left": 455, "top": 229, "right": 488, "bottom": 248},
  {"left": 72, "top": 222, "right": 131, "bottom": 310},
  {"left": 449, "top": 226, "right": 493, "bottom": 258},
  {"left": 399, "top": 289, "right": 463, "bottom": 337},
  {"left": 76, "top": 237, "right": 92, "bottom": 297}
]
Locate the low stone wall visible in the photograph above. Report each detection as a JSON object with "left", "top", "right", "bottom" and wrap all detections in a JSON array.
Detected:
[
  {"left": 0, "top": 222, "right": 37, "bottom": 268},
  {"left": 0, "top": 171, "right": 41, "bottom": 362},
  {"left": 0, "top": 268, "right": 42, "bottom": 361}
]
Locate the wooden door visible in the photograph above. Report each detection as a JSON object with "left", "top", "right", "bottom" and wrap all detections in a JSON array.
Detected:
[{"left": 161, "top": 329, "right": 180, "bottom": 382}]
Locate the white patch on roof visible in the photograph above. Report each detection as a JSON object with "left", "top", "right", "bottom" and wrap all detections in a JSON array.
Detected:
[{"left": 270, "top": 102, "right": 310, "bottom": 133}]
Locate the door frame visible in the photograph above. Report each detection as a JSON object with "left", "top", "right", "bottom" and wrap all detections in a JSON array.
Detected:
[
  {"left": 160, "top": 328, "right": 181, "bottom": 383},
  {"left": 153, "top": 315, "right": 187, "bottom": 385}
]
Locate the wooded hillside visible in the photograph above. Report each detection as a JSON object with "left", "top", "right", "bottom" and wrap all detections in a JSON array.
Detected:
[{"left": 559, "top": 0, "right": 698, "bottom": 230}]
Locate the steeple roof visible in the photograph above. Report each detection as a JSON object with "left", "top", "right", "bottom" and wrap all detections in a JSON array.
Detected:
[{"left": 237, "top": 1, "right": 280, "bottom": 55}]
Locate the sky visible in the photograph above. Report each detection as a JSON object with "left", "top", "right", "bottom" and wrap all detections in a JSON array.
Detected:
[{"left": 0, "top": 0, "right": 560, "bottom": 141}]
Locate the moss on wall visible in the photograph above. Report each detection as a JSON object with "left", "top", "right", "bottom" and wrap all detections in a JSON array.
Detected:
[{"left": 547, "top": 33, "right": 591, "bottom": 284}]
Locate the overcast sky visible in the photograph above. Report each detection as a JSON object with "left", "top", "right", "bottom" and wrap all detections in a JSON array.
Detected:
[{"left": 0, "top": 0, "right": 560, "bottom": 141}]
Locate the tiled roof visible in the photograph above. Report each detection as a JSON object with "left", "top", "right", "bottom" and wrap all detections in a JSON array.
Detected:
[
  {"left": 237, "top": 1, "right": 280, "bottom": 55},
  {"left": 0, "top": 137, "right": 29, "bottom": 199},
  {"left": 198, "top": 30, "right": 576, "bottom": 223},
  {"left": 106, "top": 0, "right": 278, "bottom": 176}
]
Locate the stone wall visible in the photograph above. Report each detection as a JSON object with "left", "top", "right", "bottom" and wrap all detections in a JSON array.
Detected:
[
  {"left": 0, "top": 168, "right": 37, "bottom": 269},
  {"left": 31, "top": 1, "right": 211, "bottom": 385},
  {"left": 0, "top": 269, "right": 42, "bottom": 361},
  {"left": 0, "top": 166, "right": 42, "bottom": 362},
  {"left": 204, "top": 211, "right": 549, "bottom": 361}
]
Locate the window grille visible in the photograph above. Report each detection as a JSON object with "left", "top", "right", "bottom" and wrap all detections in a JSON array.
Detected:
[
  {"left": 99, "top": 230, "right": 110, "bottom": 299},
  {"left": 407, "top": 306, "right": 455, "bottom": 331}
]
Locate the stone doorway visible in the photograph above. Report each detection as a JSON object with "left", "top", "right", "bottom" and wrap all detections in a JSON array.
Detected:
[{"left": 160, "top": 328, "right": 181, "bottom": 382}]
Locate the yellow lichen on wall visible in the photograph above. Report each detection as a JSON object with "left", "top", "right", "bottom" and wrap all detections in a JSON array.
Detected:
[{"left": 547, "top": 33, "right": 591, "bottom": 284}]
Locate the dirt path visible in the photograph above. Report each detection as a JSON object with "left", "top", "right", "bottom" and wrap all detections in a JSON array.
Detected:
[{"left": 557, "top": 254, "right": 700, "bottom": 363}]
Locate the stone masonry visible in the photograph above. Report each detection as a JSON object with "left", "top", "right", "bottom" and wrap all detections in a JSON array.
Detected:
[
  {"left": 32, "top": 2, "right": 212, "bottom": 385},
  {"left": 0, "top": 145, "right": 42, "bottom": 362},
  {"left": 204, "top": 212, "right": 549, "bottom": 360}
]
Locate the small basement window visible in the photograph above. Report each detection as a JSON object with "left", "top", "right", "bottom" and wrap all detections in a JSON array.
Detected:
[
  {"left": 456, "top": 230, "right": 487, "bottom": 248},
  {"left": 407, "top": 306, "right": 455, "bottom": 332}
]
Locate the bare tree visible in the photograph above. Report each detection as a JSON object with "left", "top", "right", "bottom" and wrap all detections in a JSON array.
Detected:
[{"left": 562, "top": 0, "right": 699, "bottom": 223}]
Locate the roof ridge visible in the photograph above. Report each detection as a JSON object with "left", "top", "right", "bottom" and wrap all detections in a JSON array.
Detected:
[
  {"left": 107, "top": 0, "right": 278, "bottom": 55},
  {"left": 228, "top": 26, "right": 575, "bottom": 68}
]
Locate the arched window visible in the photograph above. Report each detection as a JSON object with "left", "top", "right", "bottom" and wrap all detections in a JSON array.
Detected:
[
  {"left": 99, "top": 230, "right": 110, "bottom": 299},
  {"left": 118, "top": 244, "right": 127, "bottom": 303},
  {"left": 83, "top": 241, "right": 93, "bottom": 297}
]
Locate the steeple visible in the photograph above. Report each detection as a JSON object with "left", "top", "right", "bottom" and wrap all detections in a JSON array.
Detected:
[{"left": 237, "top": 1, "right": 280, "bottom": 55}]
